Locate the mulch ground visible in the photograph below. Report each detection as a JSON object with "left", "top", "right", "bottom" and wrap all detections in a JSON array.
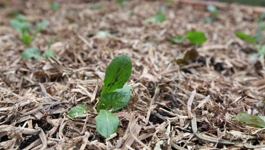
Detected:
[{"left": 0, "top": 0, "right": 265, "bottom": 149}]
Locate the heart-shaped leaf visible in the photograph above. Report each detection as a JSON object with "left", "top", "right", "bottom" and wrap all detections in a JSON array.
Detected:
[
  {"left": 21, "top": 48, "right": 41, "bottom": 59},
  {"left": 186, "top": 31, "right": 206, "bottom": 45},
  {"left": 101, "top": 55, "right": 132, "bottom": 96},
  {"left": 69, "top": 104, "right": 88, "bottom": 119},
  {"left": 95, "top": 109, "right": 119, "bottom": 138},
  {"left": 97, "top": 89, "right": 130, "bottom": 112},
  {"left": 43, "top": 50, "right": 56, "bottom": 59}
]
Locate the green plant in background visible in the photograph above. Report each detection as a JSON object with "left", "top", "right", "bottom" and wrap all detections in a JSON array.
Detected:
[
  {"left": 144, "top": 8, "right": 166, "bottom": 24},
  {"left": 21, "top": 35, "right": 59, "bottom": 59},
  {"left": 11, "top": 14, "right": 49, "bottom": 46},
  {"left": 69, "top": 55, "right": 133, "bottom": 138},
  {"left": 205, "top": 5, "right": 218, "bottom": 23},
  {"left": 117, "top": 0, "right": 127, "bottom": 7},
  {"left": 49, "top": 1, "right": 60, "bottom": 11},
  {"left": 171, "top": 31, "right": 206, "bottom": 66},
  {"left": 236, "top": 31, "right": 265, "bottom": 61}
]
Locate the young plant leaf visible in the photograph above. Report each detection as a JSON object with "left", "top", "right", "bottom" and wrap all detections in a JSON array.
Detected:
[
  {"left": 21, "top": 48, "right": 41, "bottom": 59},
  {"left": 233, "top": 111, "right": 265, "bottom": 128},
  {"left": 69, "top": 104, "right": 88, "bottom": 119},
  {"left": 117, "top": 0, "right": 127, "bottom": 7},
  {"left": 21, "top": 34, "right": 31, "bottom": 46},
  {"left": 48, "top": 35, "right": 61, "bottom": 49},
  {"left": 169, "top": 35, "right": 186, "bottom": 44},
  {"left": 50, "top": 2, "right": 60, "bottom": 11},
  {"left": 236, "top": 32, "right": 256, "bottom": 44},
  {"left": 144, "top": 11, "right": 166, "bottom": 23},
  {"left": 101, "top": 55, "right": 132, "bottom": 96},
  {"left": 11, "top": 20, "right": 29, "bottom": 33},
  {"left": 122, "top": 85, "right": 133, "bottom": 94},
  {"left": 43, "top": 50, "right": 56, "bottom": 59},
  {"left": 97, "top": 89, "right": 130, "bottom": 112},
  {"left": 98, "top": 30, "right": 110, "bottom": 39},
  {"left": 207, "top": 5, "right": 217, "bottom": 12},
  {"left": 34, "top": 21, "right": 49, "bottom": 38},
  {"left": 95, "top": 109, "right": 119, "bottom": 138},
  {"left": 186, "top": 31, "right": 206, "bottom": 45}
]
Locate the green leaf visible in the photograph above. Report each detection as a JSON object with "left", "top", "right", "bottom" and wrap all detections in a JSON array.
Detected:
[
  {"left": 236, "top": 32, "right": 256, "bottom": 44},
  {"left": 21, "top": 48, "right": 41, "bottom": 59},
  {"left": 34, "top": 21, "right": 49, "bottom": 37},
  {"left": 16, "top": 14, "right": 26, "bottom": 22},
  {"left": 205, "top": 17, "right": 213, "bottom": 23},
  {"left": 21, "top": 34, "right": 31, "bottom": 46},
  {"left": 95, "top": 109, "right": 119, "bottom": 138},
  {"left": 11, "top": 20, "right": 29, "bottom": 33},
  {"left": 69, "top": 104, "right": 88, "bottom": 119},
  {"left": 117, "top": 0, "right": 127, "bottom": 7},
  {"left": 144, "top": 11, "right": 166, "bottom": 23},
  {"left": 169, "top": 35, "right": 186, "bottom": 44},
  {"left": 97, "top": 89, "right": 130, "bottom": 112},
  {"left": 50, "top": 2, "right": 60, "bottom": 11},
  {"left": 122, "top": 85, "right": 133, "bottom": 94},
  {"left": 101, "top": 55, "right": 132, "bottom": 96},
  {"left": 207, "top": 5, "right": 217, "bottom": 12},
  {"left": 233, "top": 111, "right": 265, "bottom": 128},
  {"left": 186, "top": 31, "right": 206, "bottom": 45},
  {"left": 43, "top": 50, "right": 56, "bottom": 59},
  {"left": 48, "top": 35, "right": 61, "bottom": 49}
]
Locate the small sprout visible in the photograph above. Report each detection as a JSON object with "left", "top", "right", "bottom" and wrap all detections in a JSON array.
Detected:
[
  {"left": 69, "top": 104, "right": 88, "bottom": 119},
  {"left": 69, "top": 55, "right": 132, "bottom": 138},
  {"left": 43, "top": 50, "right": 56, "bottom": 59},
  {"left": 169, "top": 35, "right": 186, "bottom": 44},
  {"left": 50, "top": 2, "right": 60, "bottom": 11},
  {"left": 144, "top": 10, "right": 166, "bottom": 24},
  {"left": 21, "top": 48, "right": 41, "bottom": 59},
  {"left": 186, "top": 31, "right": 206, "bottom": 45},
  {"left": 117, "top": 0, "right": 127, "bottom": 7},
  {"left": 205, "top": 5, "right": 218, "bottom": 23},
  {"left": 11, "top": 15, "right": 49, "bottom": 46}
]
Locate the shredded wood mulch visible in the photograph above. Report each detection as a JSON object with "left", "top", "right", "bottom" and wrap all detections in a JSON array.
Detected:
[{"left": 0, "top": 0, "right": 265, "bottom": 149}]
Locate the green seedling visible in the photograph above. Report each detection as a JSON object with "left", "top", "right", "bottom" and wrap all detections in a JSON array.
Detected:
[
  {"left": 233, "top": 111, "right": 265, "bottom": 128},
  {"left": 43, "top": 35, "right": 60, "bottom": 59},
  {"left": 144, "top": 10, "right": 166, "bottom": 24},
  {"left": 175, "top": 31, "right": 206, "bottom": 66},
  {"left": 89, "top": 3, "right": 105, "bottom": 10},
  {"left": 11, "top": 14, "right": 49, "bottom": 46},
  {"left": 117, "top": 0, "right": 127, "bottom": 7},
  {"left": 21, "top": 35, "right": 59, "bottom": 59},
  {"left": 49, "top": 1, "right": 60, "bottom": 11},
  {"left": 169, "top": 35, "right": 185, "bottom": 44},
  {"left": 170, "top": 31, "right": 206, "bottom": 45},
  {"left": 256, "top": 13, "right": 265, "bottom": 43},
  {"left": 205, "top": 5, "right": 218, "bottom": 23},
  {"left": 69, "top": 55, "right": 133, "bottom": 138},
  {"left": 236, "top": 32, "right": 265, "bottom": 61}
]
